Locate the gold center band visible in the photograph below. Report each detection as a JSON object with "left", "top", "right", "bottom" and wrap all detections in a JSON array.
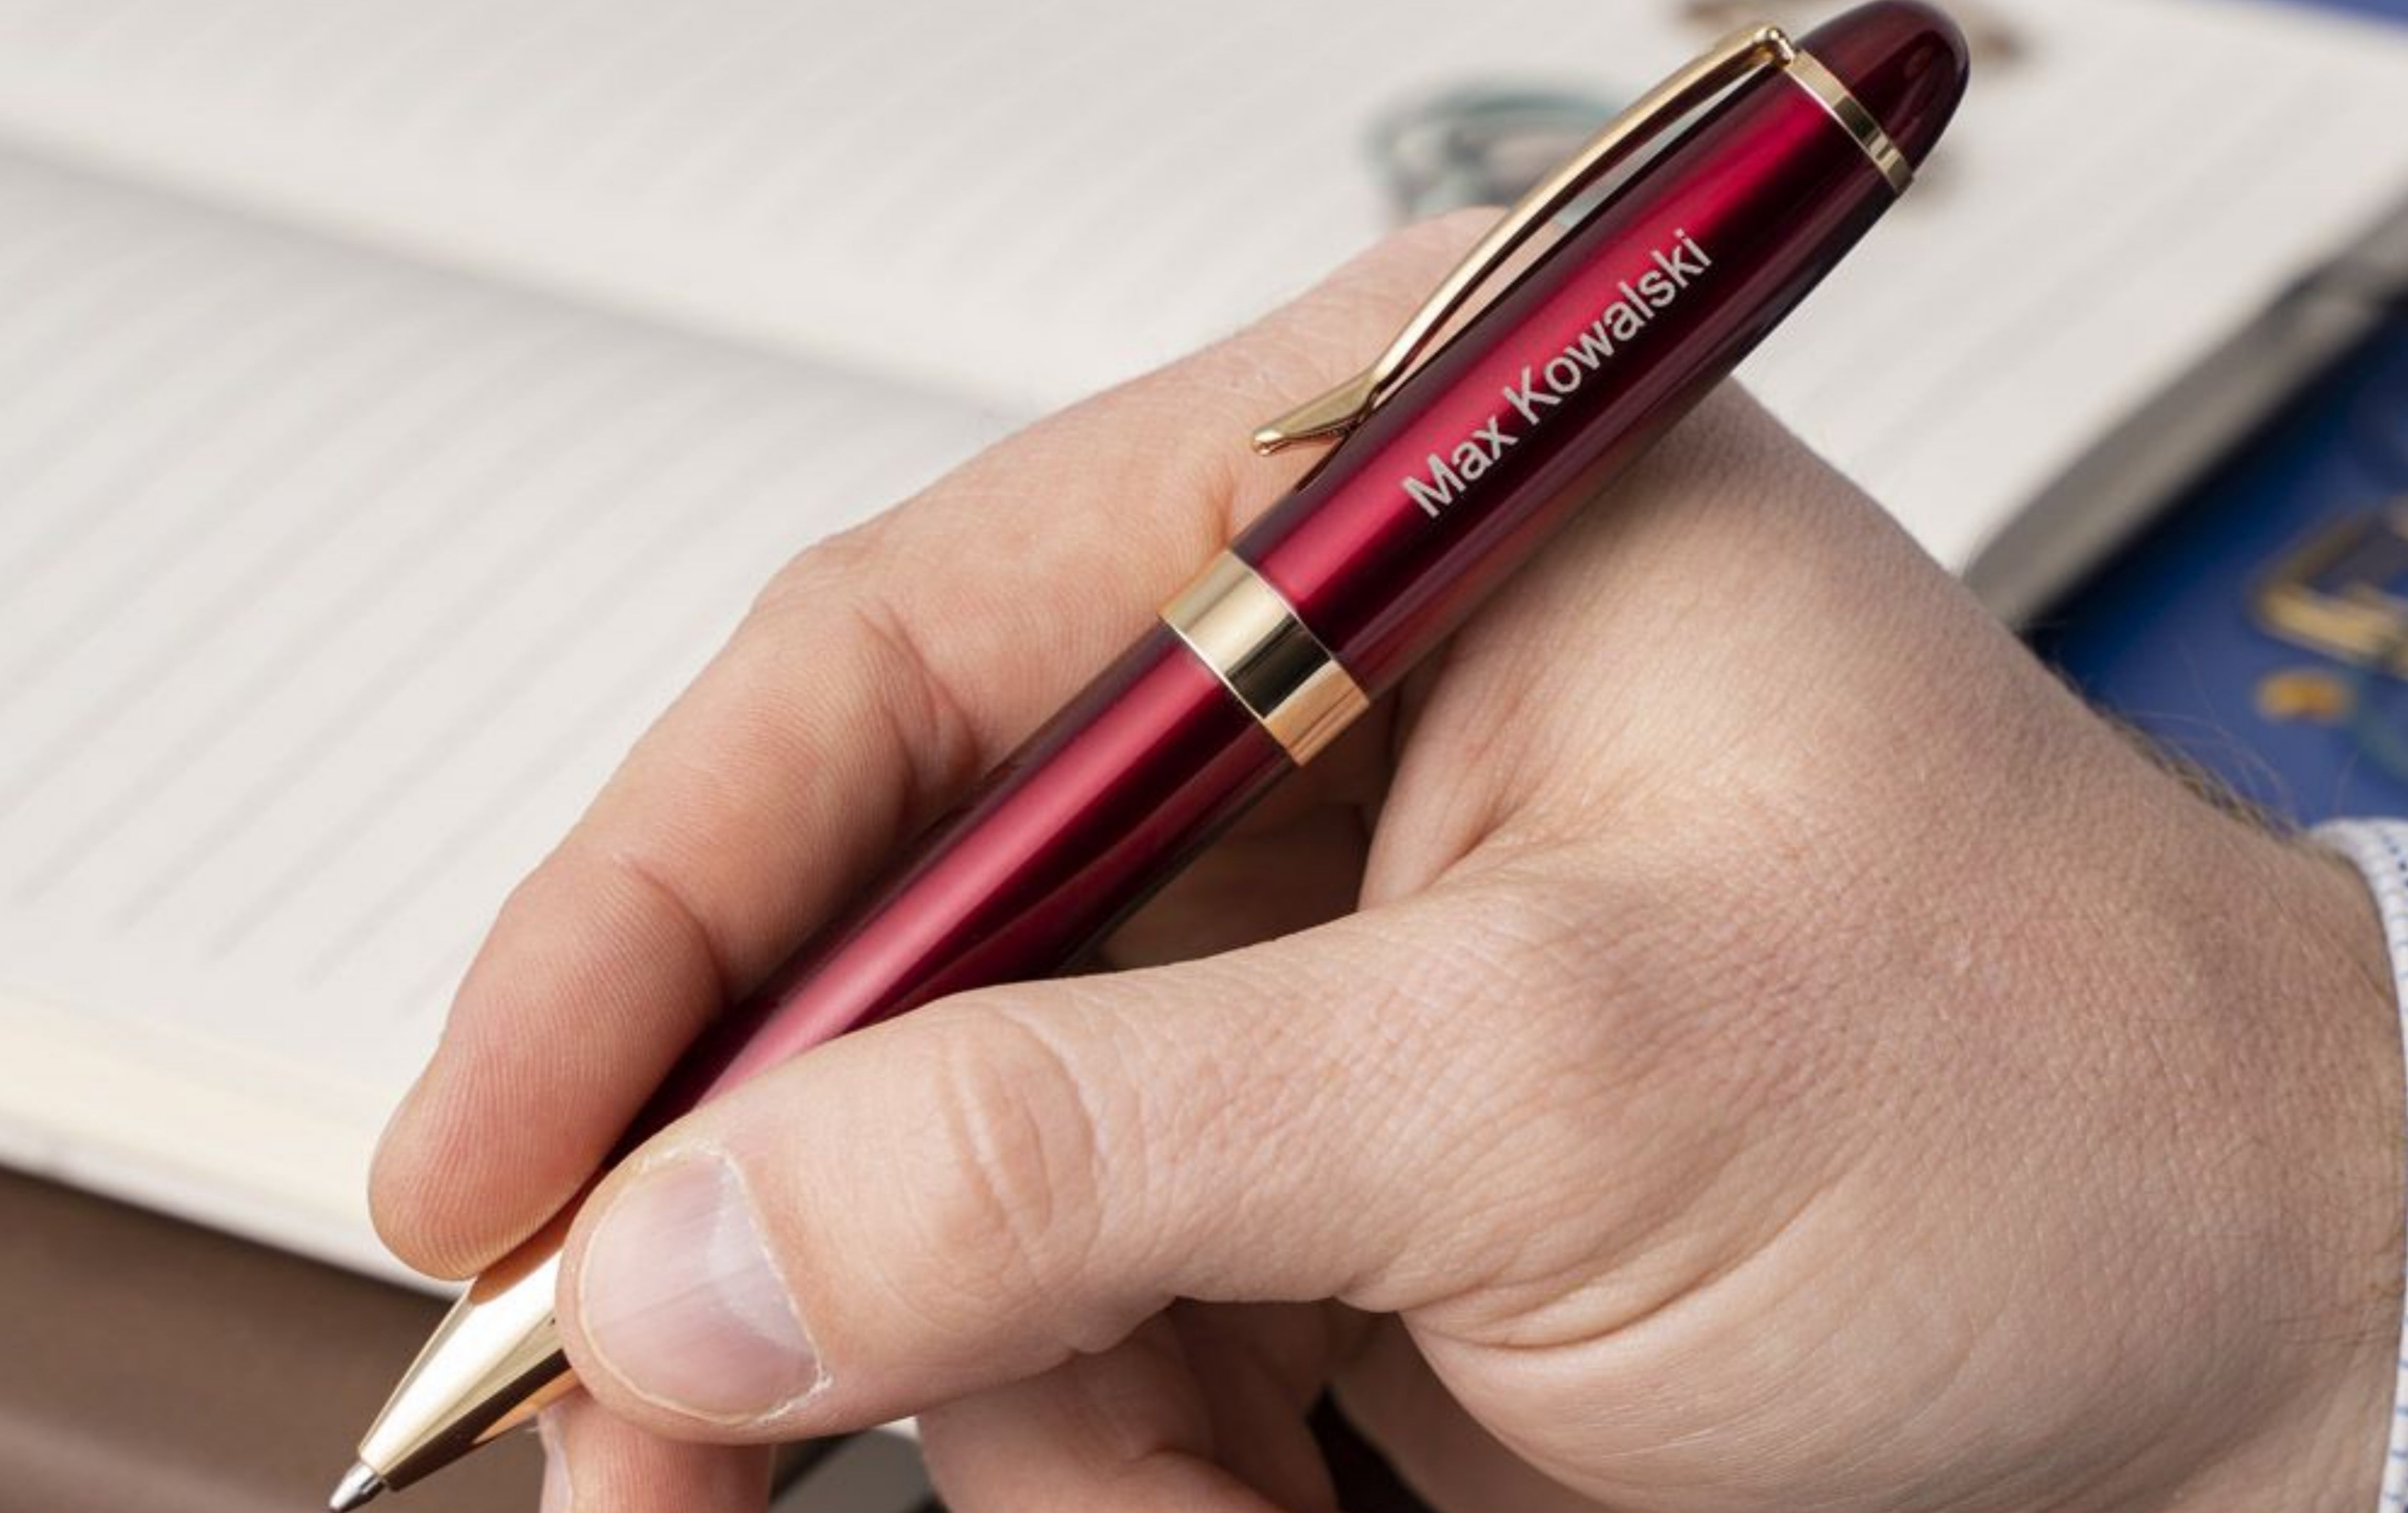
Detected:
[
  {"left": 1161, "top": 552, "right": 1369, "bottom": 765},
  {"left": 1781, "top": 50, "right": 1914, "bottom": 195}
]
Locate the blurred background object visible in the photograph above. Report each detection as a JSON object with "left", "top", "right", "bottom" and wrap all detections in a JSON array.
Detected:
[
  {"left": 2030, "top": 304, "right": 2408, "bottom": 824},
  {"left": 1680, "top": 0, "right": 2030, "bottom": 62},
  {"left": 1369, "top": 85, "right": 1626, "bottom": 220}
]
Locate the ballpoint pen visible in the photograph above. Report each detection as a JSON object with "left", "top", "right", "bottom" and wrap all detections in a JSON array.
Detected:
[{"left": 332, "top": 5, "right": 1967, "bottom": 1504}]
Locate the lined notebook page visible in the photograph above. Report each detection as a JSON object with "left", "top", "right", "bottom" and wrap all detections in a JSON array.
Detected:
[
  {"left": 0, "top": 0, "right": 2404, "bottom": 566},
  {"left": 0, "top": 149, "right": 1011, "bottom": 1275}
]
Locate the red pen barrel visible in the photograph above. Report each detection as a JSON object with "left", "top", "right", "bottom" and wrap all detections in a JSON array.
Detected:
[
  {"left": 632, "top": 625, "right": 1290, "bottom": 1122},
  {"left": 1240, "top": 1, "right": 1968, "bottom": 691}
]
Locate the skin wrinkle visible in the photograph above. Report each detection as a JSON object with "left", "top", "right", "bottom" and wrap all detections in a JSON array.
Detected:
[
  {"left": 1364, "top": 758, "right": 1533, "bottom": 907},
  {"left": 991, "top": 1000, "right": 1142, "bottom": 1317},
  {"left": 1089, "top": 1000, "right": 1198, "bottom": 1273},
  {"left": 1582, "top": 1212, "right": 2048, "bottom": 1511},
  {"left": 1113, "top": 986, "right": 1269, "bottom": 1281},
  {"left": 832, "top": 576, "right": 990, "bottom": 814},
  {"left": 1208, "top": 967, "right": 1433, "bottom": 1307},
  {"left": 1865, "top": 1166, "right": 2103, "bottom": 1509},
  {"left": 2037, "top": 863, "right": 2336, "bottom": 1500},
  {"left": 1781, "top": 1244, "right": 1993, "bottom": 1510},
  {"left": 1562, "top": 865, "right": 1829, "bottom": 1126},
  {"left": 1640, "top": 1288, "right": 1922, "bottom": 1507},
  {"left": 1374, "top": 878, "right": 1786, "bottom": 1338},
  {"left": 592, "top": 843, "right": 739, "bottom": 1016},
  {"left": 637, "top": 652, "right": 855, "bottom": 888},
  {"left": 841, "top": 1112, "right": 1063, "bottom": 1369},
  {"left": 1358, "top": 896, "right": 1618, "bottom": 1310},
  {"left": 917, "top": 1008, "right": 1109, "bottom": 1327},
  {"left": 1479, "top": 1156, "right": 1842, "bottom": 1359}
]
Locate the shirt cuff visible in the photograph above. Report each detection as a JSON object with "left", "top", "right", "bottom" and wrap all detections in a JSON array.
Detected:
[{"left": 2313, "top": 818, "right": 2408, "bottom": 1513}]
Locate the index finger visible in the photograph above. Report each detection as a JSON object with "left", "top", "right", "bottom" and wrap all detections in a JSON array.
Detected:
[{"left": 369, "top": 212, "right": 1492, "bottom": 1279}]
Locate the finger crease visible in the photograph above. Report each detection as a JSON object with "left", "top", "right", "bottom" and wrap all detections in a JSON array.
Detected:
[
  {"left": 605, "top": 844, "right": 738, "bottom": 1007},
  {"left": 841, "top": 592, "right": 985, "bottom": 830}
]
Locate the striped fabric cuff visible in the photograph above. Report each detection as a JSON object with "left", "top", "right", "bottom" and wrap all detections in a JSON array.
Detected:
[{"left": 2314, "top": 818, "right": 2408, "bottom": 1513}]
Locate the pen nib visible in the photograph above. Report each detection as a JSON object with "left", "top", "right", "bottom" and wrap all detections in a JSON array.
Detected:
[{"left": 328, "top": 1462, "right": 386, "bottom": 1512}]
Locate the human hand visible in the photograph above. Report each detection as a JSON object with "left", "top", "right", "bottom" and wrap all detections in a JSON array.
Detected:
[{"left": 370, "top": 212, "right": 2404, "bottom": 1513}]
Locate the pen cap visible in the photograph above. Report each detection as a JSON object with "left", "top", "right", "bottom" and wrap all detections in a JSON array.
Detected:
[
  {"left": 1229, "top": 2, "right": 1969, "bottom": 692},
  {"left": 1799, "top": 2, "right": 1968, "bottom": 168}
]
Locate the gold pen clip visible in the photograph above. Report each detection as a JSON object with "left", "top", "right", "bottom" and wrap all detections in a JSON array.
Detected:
[{"left": 1252, "top": 23, "right": 1905, "bottom": 457}]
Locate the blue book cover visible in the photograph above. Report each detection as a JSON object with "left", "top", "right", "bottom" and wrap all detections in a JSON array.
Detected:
[{"left": 2034, "top": 324, "right": 2408, "bottom": 823}]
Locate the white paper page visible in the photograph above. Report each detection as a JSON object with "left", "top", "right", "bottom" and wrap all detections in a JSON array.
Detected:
[
  {"left": 0, "top": 0, "right": 2402, "bottom": 570},
  {"left": 0, "top": 148, "right": 1013, "bottom": 1278}
]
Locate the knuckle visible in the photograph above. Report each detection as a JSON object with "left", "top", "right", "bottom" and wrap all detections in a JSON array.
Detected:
[
  {"left": 1311, "top": 897, "right": 1558, "bottom": 1121},
  {"left": 1389, "top": 865, "right": 1685, "bottom": 1098},
  {"left": 1396, "top": 867, "right": 1606, "bottom": 1022},
  {"left": 831, "top": 585, "right": 984, "bottom": 800},
  {"left": 737, "top": 521, "right": 984, "bottom": 809},
  {"left": 747, "top": 519, "right": 886, "bottom": 625},
  {"left": 1480, "top": 847, "right": 1842, "bottom": 1120},
  {"left": 906, "top": 1007, "right": 1108, "bottom": 1307}
]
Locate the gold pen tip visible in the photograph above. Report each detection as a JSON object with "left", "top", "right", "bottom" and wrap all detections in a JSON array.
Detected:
[{"left": 328, "top": 1461, "right": 386, "bottom": 1512}]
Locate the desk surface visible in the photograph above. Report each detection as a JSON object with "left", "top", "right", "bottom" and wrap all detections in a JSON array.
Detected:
[{"left": 0, "top": 1168, "right": 538, "bottom": 1513}]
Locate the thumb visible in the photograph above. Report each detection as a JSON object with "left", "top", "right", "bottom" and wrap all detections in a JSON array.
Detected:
[{"left": 552, "top": 893, "right": 1490, "bottom": 1440}]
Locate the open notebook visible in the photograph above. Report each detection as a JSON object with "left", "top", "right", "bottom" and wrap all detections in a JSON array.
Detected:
[{"left": 5, "top": 0, "right": 2408, "bottom": 1283}]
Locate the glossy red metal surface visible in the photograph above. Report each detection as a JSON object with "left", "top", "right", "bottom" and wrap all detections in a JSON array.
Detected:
[
  {"left": 1805, "top": 2, "right": 1969, "bottom": 168},
  {"left": 628, "top": 3, "right": 1967, "bottom": 1137},
  {"left": 1239, "top": 3, "right": 1966, "bottom": 690},
  {"left": 630, "top": 626, "right": 1287, "bottom": 1129}
]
